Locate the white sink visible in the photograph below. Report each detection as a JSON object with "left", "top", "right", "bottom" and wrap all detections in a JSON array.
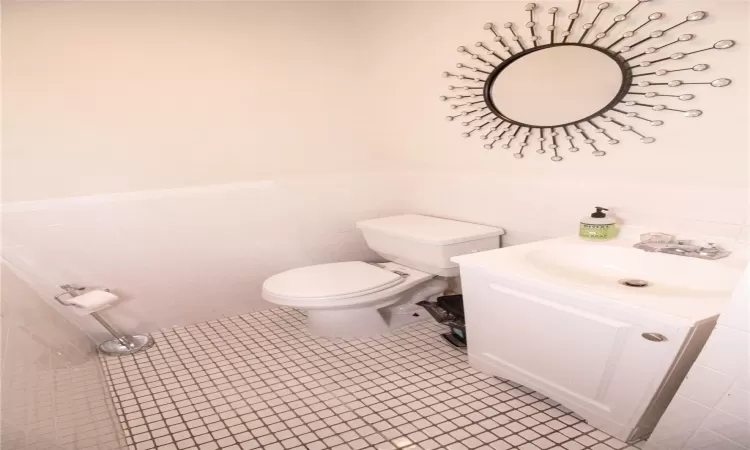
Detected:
[
  {"left": 452, "top": 235, "right": 746, "bottom": 323},
  {"left": 452, "top": 234, "right": 747, "bottom": 441},
  {"left": 524, "top": 242, "right": 738, "bottom": 300}
]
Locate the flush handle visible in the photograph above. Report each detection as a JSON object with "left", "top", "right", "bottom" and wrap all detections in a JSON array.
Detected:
[{"left": 642, "top": 332, "right": 668, "bottom": 342}]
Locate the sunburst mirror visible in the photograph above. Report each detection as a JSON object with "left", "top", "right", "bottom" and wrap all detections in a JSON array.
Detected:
[{"left": 442, "top": 0, "right": 736, "bottom": 162}]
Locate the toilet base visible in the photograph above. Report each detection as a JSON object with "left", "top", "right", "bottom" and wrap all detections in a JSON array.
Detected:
[
  {"left": 305, "top": 278, "right": 447, "bottom": 338},
  {"left": 383, "top": 308, "right": 431, "bottom": 330},
  {"left": 306, "top": 306, "right": 430, "bottom": 338},
  {"left": 307, "top": 307, "right": 389, "bottom": 338}
]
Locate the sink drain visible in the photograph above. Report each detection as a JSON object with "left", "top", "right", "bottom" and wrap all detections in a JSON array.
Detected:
[{"left": 619, "top": 278, "right": 650, "bottom": 288}]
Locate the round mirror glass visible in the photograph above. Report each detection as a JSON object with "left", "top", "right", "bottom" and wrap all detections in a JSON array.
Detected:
[{"left": 487, "top": 45, "right": 626, "bottom": 127}]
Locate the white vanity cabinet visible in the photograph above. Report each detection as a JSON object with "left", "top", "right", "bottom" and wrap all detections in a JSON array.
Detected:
[{"left": 458, "top": 266, "right": 719, "bottom": 442}]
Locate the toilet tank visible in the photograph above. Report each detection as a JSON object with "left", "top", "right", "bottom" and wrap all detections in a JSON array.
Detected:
[{"left": 356, "top": 214, "right": 504, "bottom": 277}]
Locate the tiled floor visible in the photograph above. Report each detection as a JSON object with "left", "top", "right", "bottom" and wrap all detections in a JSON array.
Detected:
[{"left": 101, "top": 308, "right": 644, "bottom": 450}]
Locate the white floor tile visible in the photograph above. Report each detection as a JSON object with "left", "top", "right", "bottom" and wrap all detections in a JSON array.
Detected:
[{"left": 101, "top": 307, "right": 641, "bottom": 450}]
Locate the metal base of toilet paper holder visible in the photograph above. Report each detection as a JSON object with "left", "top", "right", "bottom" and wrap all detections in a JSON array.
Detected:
[{"left": 55, "top": 284, "right": 154, "bottom": 356}]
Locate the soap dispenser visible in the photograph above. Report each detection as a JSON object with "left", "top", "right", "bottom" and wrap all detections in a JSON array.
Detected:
[{"left": 579, "top": 207, "right": 617, "bottom": 241}]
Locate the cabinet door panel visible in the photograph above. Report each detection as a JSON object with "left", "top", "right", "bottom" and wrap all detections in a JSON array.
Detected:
[
  {"left": 483, "top": 283, "right": 631, "bottom": 403},
  {"left": 464, "top": 276, "right": 686, "bottom": 437}
]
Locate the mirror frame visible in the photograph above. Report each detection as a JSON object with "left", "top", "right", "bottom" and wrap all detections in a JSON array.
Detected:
[
  {"left": 443, "top": 1, "right": 736, "bottom": 161},
  {"left": 483, "top": 43, "right": 633, "bottom": 129}
]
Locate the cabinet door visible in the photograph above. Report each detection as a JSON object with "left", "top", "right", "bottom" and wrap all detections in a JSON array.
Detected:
[{"left": 464, "top": 276, "right": 687, "bottom": 438}]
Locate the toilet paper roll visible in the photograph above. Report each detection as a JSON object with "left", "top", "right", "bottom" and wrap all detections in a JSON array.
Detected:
[{"left": 68, "top": 290, "right": 119, "bottom": 316}]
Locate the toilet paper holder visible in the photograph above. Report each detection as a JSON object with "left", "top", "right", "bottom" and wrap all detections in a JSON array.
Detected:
[
  {"left": 54, "top": 284, "right": 154, "bottom": 356},
  {"left": 54, "top": 284, "right": 109, "bottom": 307}
]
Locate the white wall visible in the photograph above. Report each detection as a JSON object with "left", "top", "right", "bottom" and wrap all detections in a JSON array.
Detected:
[
  {"left": 0, "top": 265, "right": 125, "bottom": 449},
  {"left": 2, "top": 0, "right": 747, "bottom": 340},
  {"left": 2, "top": 1, "right": 383, "bottom": 202},
  {"left": 645, "top": 268, "right": 749, "bottom": 450}
]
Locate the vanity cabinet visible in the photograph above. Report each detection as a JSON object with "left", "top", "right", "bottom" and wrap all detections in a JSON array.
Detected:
[{"left": 459, "top": 268, "right": 718, "bottom": 442}]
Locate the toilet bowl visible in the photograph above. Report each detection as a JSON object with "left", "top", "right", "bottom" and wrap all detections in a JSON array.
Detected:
[
  {"left": 262, "top": 214, "right": 504, "bottom": 338},
  {"left": 263, "top": 261, "right": 444, "bottom": 337}
]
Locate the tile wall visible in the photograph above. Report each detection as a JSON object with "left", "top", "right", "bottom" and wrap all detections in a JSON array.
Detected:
[
  {"left": 0, "top": 264, "right": 125, "bottom": 449},
  {"left": 2, "top": 171, "right": 747, "bottom": 342},
  {"left": 645, "top": 268, "right": 749, "bottom": 450},
  {"left": 0, "top": 174, "right": 403, "bottom": 341}
]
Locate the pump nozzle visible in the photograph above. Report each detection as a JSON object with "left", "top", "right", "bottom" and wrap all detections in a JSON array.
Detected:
[{"left": 592, "top": 207, "right": 609, "bottom": 218}]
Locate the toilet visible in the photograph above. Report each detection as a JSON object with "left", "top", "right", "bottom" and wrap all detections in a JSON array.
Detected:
[{"left": 262, "top": 214, "right": 504, "bottom": 338}]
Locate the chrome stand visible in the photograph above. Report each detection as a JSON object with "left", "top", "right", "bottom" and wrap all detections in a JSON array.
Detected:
[{"left": 55, "top": 284, "right": 154, "bottom": 356}]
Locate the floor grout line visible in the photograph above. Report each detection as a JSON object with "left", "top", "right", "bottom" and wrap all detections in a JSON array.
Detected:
[{"left": 98, "top": 307, "right": 645, "bottom": 450}]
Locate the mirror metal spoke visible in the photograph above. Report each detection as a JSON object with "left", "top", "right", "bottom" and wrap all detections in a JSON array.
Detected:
[
  {"left": 620, "top": 29, "right": 666, "bottom": 53},
  {"left": 628, "top": 91, "right": 696, "bottom": 102},
  {"left": 636, "top": 41, "right": 735, "bottom": 68},
  {"left": 632, "top": 80, "right": 687, "bottom": 87},
  {"left": 561, "top": 126, "right": 579, "bottom": 152},
  {"left": 483, "top": 122, "right": 510, "bottom": 147},
  {"left": 605, "top": 12, "right": 662, "bottom": 50},
  {"left": 625, "top": 34, "right": 694, "bottom": 62},
  {"left": 475, "top": 42, "right": 506, "bottom": 61},
  {"left": 502, "top": 126, "right": 522, "bottom": 149},
  {"left": 443, "top": 72, "right": 485, "bottom": 83},
  {"left": 562, "top": 0, "right": 583, "bottom": 43},
  {"left": 481, "top": 120, "right": 505, "bottom": 139},
  {"left": 526, "top": 3, "right": 540, "bottom": 48},
  {"left": 592, "top": 0, "right": 641, "bottom": 47},
  {"left": 620, "top": 101, "right": 702, "bottom": 116},
  {"left": 547, "top": 130, "right": 559, "bottom": 149},
  {"left": 611, "top": 108, "right": 664, "bottom": 127},
  {"left": 456, "top": 62, "right": 492, "bottom": 75},
  {"left": 483, "top": 135, "right": 502, "bottom": 149},
  {"left": 632, "top": 63, "right": 706, "bottom": 77},
  {"left": 548, "top": 8, "right": 558, "bottom": 44},
  {"left": 515, "top": 129, "right": 531, "bottom": 158},
  {"left": 548, "top": 129, "right": 563, "bottom": 161},
  {"left": 621, "top": 11, "right": 706, "bottom": 54},
  {"left": 484, "top": 23, "right": 516, "bottom": 55},
  {"left": 505, "top": 23, "right": 527, "bottom": 51},
  {"left": 586, "top": 119, "right": 618, "bottom": 144},
  {"left": 457, "top": 46, "right": 496, "bottom": 67},
  {"left": 602, "top": 115, "right": 654, "bottom": 143},
  {"left": 579, "top": 2, "right": 609, "bottom": 44},
  {"left": 536, "top": 128, "right": 549, "bottom": 154},
  {"left": 519, "top": 129, "right": 532, "bottom": 149},
  {"left": 578, "top": 126, "right": 605, "bottom": 156}
]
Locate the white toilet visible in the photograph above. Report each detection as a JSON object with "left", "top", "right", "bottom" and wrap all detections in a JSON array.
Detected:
[{"left": 262, "top": 214, "right": 504, "bottom": 338}]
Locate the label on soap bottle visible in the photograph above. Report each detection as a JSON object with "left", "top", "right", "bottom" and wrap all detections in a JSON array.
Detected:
[{"left": 579, "top": 223, "right": 617, "bottom": 240}]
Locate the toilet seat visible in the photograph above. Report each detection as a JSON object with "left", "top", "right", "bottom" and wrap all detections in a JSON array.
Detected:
[
  {"left": 262, "top": 261, "right": 435, "bottom": 336},
  {"left": 262, "top": 261, "right": 406, "bottom": 301}
]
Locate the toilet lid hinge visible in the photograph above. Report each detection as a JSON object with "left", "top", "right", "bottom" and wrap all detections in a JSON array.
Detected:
[{"left": 367, "top": 262, "right": 410, "bottom": 278}]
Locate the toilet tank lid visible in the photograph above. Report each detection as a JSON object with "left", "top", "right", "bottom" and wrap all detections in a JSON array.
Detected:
[{"left": 356, "top": 214, "right": 504, "bottom": 245}]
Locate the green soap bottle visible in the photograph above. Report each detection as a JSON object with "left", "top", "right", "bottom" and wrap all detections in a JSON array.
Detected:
[{"left": 579, "top": 207, "right": 618, "bottom": 241}]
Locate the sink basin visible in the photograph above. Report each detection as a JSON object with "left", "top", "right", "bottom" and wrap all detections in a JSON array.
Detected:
[
  {"left": 452, "top": 235, "right": 746, "bottom": 323},
  {"left": 525, "top": 243, "right": 738, "bottom": 300}
]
